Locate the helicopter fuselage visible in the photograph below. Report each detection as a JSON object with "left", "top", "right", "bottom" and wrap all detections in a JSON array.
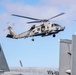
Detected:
[
  {"left": 6, "top": 23, "right": 65, "bottom": 39},
  {"left": 28, "top": 23, "right": 65, "bottom": 37}
]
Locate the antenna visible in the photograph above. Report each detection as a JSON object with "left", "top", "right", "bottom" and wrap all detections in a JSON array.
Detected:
[{"left": 19, "top": 60, "right": 23, "bottom": 67}]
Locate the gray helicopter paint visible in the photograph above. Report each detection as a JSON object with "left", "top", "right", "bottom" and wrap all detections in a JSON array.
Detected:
[
  {"left": 8, "top": 12, "right": 65, "bottom": 39},
  {"left": 7, "top": 23, "right": 65, "bottom": 39}
]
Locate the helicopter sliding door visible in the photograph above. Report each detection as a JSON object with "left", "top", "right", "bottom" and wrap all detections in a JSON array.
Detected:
[{"left": 41, "top": 24, "right": 45, "bottom": 33}]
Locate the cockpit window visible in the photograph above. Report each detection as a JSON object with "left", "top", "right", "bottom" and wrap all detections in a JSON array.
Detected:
[
  {"left": 53, "top": 23, "right": 60, "bottom": 26},
  {"left": 51, "top": 24, "right": 54, "bottom": 27},
  {"left": 30, "top": 25, "right": 35, "bottom": 30}
]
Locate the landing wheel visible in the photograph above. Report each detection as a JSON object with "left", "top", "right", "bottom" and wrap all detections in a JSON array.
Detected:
[
  {"left": 53, "top": 34, "right": 56, "bottom": 37},
  {"left": 32, "top": 38, "right": 34, "bottom": 41}
]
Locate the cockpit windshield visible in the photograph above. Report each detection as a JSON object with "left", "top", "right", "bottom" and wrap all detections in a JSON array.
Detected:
[
  {"left": 53, "top": 23, "right": 60, "bottom": 26},
  {"left": 30, "top": 25, "right": 35, "bottom": 30}
]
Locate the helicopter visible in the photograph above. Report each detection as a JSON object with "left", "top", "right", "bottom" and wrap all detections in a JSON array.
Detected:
[{"left": 6, "top": 13, "right": 65, "bottom": 41}]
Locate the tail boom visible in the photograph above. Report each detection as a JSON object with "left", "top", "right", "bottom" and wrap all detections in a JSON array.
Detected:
[
  {"left": 6, "top": 26, "right": 30, "bottom": 39},
  {"left": 6, "top": 26, "right": 17, "bottom": 39}
]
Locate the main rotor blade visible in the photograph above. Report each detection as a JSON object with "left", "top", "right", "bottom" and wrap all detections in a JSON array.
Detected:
[
  {"left": 12, "top": 14, "right": 40, "bottom": 20},
  {"left": 48, "top": 13, "right": 65, "bottom": 20},
  {"left": 27, "top": 20, "right": 41, "bottom": 24}
]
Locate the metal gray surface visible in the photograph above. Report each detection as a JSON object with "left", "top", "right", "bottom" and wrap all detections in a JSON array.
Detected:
[
  {"left": 0, "top": 44, "right": 59, "bottom": 75},
  {"left": 72, "top": 35, "right": 76, "bottom": 75},
  {"left": 0, "top": 44, "right": 9, "bottom": 74},
  {"left": 2, "top": 67, "right": 59, "bottom": 75},
  {"left": 59, "top": 39, "right": 72, "bottom": 75}
]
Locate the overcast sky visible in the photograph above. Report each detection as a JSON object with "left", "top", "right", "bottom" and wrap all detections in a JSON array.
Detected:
[{"left": 0, "top": 0, "right": 76, "bottom": 67}]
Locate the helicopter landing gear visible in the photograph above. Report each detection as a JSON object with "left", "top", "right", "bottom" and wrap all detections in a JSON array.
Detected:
[
  {"left": 31, "top": 37, "right": 34, "bottom": 41},
  {"left": 32, "top": 38, "right": 34, "bottom": 41},
  {"left": 53, "top": 34, "right": 56, "bottom": 37}
]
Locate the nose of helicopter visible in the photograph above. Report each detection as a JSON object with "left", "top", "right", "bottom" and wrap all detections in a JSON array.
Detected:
[{"left": 61, "top": 26, "right": 65, "bottom": 31}]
